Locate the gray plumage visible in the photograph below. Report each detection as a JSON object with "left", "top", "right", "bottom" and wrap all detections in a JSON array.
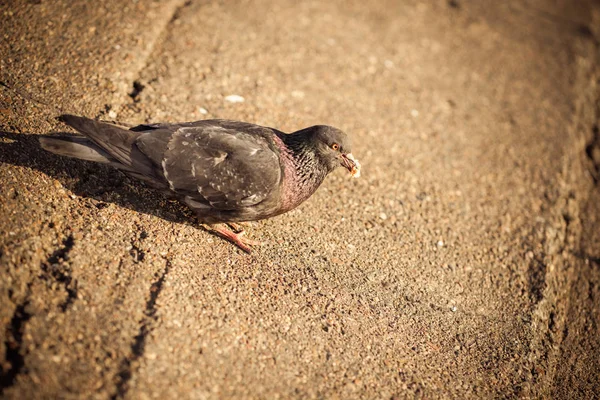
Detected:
[{"left": 40, "top": 115, "right": 360, "bottom": 229}]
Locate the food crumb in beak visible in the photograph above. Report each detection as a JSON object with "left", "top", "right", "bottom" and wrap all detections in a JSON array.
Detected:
[{"left": 345, "top": 153, "right": 361, "bottom": 178}]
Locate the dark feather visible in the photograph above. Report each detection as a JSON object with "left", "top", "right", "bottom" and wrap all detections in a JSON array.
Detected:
[
  {"left": 146, "top": 123, "right": 282, "bottom": 211},
  {"left": 39, "top": 136, "right": 112, "bottom": 164},
  {"left": 40, "top": 114, "right": 357, "bottom": 225}
]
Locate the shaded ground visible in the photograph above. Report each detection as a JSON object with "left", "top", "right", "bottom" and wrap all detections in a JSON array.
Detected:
[{"left": 1, "top": 0, "right": 600, "bottom": 398}]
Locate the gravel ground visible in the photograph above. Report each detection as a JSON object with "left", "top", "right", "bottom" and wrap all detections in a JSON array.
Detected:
[{"left": 1, "top": 0, "right": 600, "bottom": 398}]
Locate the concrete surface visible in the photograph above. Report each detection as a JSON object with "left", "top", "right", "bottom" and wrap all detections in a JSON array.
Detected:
[{"left": 1, "top": 0, "right": 600, "bottom": 398}]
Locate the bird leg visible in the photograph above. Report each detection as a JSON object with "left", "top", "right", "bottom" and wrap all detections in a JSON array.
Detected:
[
  {"left": 208, "top": 224, "right": 262, "bottom": 253},
  {"left": 226, "top": 222, "right": 250, "bottom": 233}
]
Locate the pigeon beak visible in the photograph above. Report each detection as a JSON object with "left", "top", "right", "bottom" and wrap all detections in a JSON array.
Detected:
[{"left": 341, "top": 153, "right": 361, "bottom": 178}]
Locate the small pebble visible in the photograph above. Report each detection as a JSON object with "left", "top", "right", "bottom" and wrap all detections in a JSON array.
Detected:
[{"left": 225, "top": 94, "right": 245, "bottom": 103}]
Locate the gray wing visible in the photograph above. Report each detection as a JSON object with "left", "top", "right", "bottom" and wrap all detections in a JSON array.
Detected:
[{"left": 135, "top": 121, "right": 282, "bottom": 211}]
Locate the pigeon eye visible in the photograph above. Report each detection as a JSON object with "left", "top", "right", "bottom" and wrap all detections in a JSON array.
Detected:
[{"left": 331, "top": 143, "right": 340, "bottom": 151}]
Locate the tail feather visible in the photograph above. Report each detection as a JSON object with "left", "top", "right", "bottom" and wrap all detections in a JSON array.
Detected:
[
  {"left": 41, "top": 114, "right": 168, "bottom": 189},
  {"left": 58, "top": 114, "right": 140, "bottom": 168},
  {"left": 39, "top": 136, "right": 113, "bottom": 163}
]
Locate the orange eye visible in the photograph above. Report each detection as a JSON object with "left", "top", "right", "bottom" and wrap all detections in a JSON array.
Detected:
[{"left": 331, "top": 143, "right": 340, "bottom": 151}]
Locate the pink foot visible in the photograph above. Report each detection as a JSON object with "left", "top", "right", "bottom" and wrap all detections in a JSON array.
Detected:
[{"left": 211, "top": 225, "right": 262, "bottom": 253}]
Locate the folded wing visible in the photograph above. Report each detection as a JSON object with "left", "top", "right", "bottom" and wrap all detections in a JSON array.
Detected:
[{"left": 135, "top": 122, "right": 282, "bottom": 210}]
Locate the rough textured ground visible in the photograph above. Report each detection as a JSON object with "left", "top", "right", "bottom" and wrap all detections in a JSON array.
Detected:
[{"left": 1, "top": 0, "right": 600, "bottom": 398}]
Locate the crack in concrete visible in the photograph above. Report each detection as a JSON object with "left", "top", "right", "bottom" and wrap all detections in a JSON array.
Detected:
[
  {"left": 128, "top": 81, "right": 146, "bottom": 103},
  {"left": 523, "top": 14, "right": 600, "bottom": 396},
  {"left": 40, "top": 234, "right": 78, "bottom": 311},
  {"left": 170, "top": 0, "right": 193, "bottom": 23},
  {"left": 527, "top": 256, "right": 548, "bottom": 305},
  {"left": 584, "top": 124, "right": 600, "bottom": 184},
  {"left": 96, "top": 0, "right": 192, "bottom": 120},
  {"left": 111, "top": 258, "right": 171, "bottom": 400},
  {"left": 1, "top": 234, "right": 77, "bottom": 393},
  {"left": 129, "top": 228, "right": 148, "bottom": 264},
  {"left": 0, "top": 289, "right": 32, "bottom": 394}
]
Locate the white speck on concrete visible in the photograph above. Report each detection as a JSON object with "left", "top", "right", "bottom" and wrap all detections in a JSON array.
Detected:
[
  {"left": 291, "top": 90, "right": 305, "bottom": 99},
  {"left": 225, "top": 94, "right": 245, "bottom": 103}
]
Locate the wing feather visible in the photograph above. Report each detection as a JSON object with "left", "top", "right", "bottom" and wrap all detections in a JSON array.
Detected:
[{"left": 135, "top": 121, "right": 281, "bottom": 211}]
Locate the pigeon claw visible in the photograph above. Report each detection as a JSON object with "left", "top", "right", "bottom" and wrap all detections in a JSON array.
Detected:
[{"left": 211, "top": 224, "right": 262, "bottom": 253}]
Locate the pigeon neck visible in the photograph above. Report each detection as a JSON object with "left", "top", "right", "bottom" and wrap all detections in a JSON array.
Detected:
[
  {"left": 281, "top": 131, "right": 329, "bottom": 185},
  {"left": 275, "top": 131, "right": 329, "bottom": 210}
]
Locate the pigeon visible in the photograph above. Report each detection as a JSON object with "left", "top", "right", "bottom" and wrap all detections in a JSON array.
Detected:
[{"left": 40, "top": 115, "right": 361, "bottom": 252}]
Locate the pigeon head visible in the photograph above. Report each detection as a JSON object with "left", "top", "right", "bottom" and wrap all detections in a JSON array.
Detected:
[{"left": 310, "top": 125, "right": 361, "bottom": 178}]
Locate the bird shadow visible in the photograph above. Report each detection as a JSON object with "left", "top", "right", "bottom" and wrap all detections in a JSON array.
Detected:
[{"left": 0, "top": 130, "right": 203, "bottom": 230}]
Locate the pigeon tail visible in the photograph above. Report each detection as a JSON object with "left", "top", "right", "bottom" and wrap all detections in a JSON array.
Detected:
[
  {"left": 55, "top": 115, "right": 166, "bottom": 180},
  {"left": 57, "top": 114, "right": 141, "bottom": 168},
  {"left": 39, "top": 136, "right": 113, "bottom": 163}
]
